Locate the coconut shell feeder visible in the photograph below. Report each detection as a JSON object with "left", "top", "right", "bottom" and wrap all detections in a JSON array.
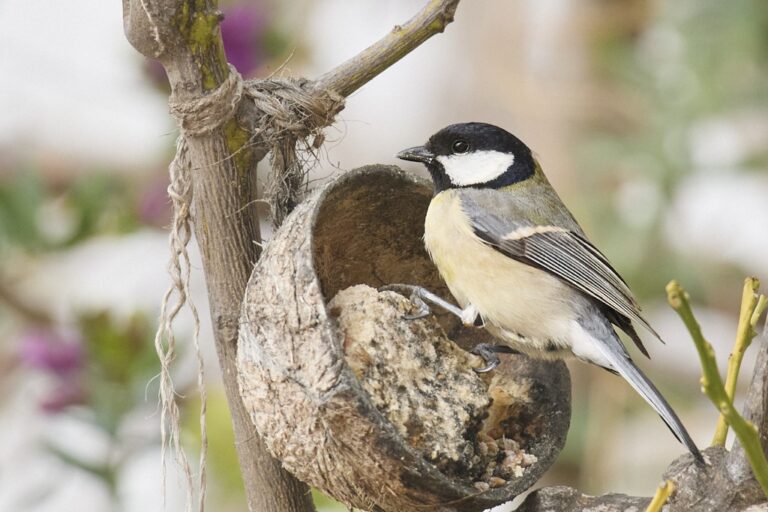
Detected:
[{"left": 237, "top": 165, "right": 572, "bottom": 511}]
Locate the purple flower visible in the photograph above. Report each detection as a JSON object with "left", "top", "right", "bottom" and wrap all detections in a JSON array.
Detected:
[
  {"left": 19, "top": 329, "right": 84, "bottom": 377},
  {"left": 221, "top": 3, "right": 268, "bottom": 77},
  {"left": 18, "top": 329, "right": 87, "bottom": 414}
]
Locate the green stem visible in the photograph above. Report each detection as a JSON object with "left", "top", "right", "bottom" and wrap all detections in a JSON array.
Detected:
[
  {"left": 645, "top": 480, "right": 675, "bottom": 512},
  {"left": 714, "top": 278, "right": 763, "bottom": 445},
  {"left": 666, "top": 280, "right": 768, "bottom": 498},
  {"left": 751, "top": 295, "right": 768, "bottom": 333}
]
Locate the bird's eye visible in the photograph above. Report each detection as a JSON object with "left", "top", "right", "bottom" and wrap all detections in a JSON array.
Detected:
[{"left": 452, "top": 140, "right": 469, "bottom": 154}]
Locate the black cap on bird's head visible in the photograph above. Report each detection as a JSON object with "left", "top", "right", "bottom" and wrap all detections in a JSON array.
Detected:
[{"left": 397, "top": 122, "right": 536, "bottom": 193}]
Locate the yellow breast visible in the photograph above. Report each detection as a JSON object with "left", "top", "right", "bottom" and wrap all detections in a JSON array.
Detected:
[
  {"left": 423, "top": 191, "right": 478, "bottom": 304},
  {"left": 424, "top": 190, "right": 576, "bottom": 351}
]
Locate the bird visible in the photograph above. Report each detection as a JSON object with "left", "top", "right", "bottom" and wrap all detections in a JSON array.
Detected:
[{"left": 395, "top": 121, "right": 703, "bottom": 462}]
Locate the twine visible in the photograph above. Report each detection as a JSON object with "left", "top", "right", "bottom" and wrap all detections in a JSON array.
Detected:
[
  {"left": 156, "top": 64, "right": 343, "bottom": 511},
  {"left": 155, "top": 137, "right": 206, "bottom": 512},
  {"left": 168, "top": 65, "right": 344, "bottom": 222},
  {"left": 169, "top": 65, "right": 244, "bottom": 136},
  {"left": 244, "top": 78, "right": 344, "bottom": 224}
]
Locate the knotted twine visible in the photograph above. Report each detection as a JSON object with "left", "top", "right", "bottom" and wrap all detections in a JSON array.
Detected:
[
  {"left": 156, "top": 64, "right": 344, "bottom": 511},
  {"left": 243, "top": 77, "right": 344, "bottom": 224}
]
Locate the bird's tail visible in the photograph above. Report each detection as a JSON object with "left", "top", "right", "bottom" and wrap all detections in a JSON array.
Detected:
[{"left": 603, "top": 346, "right": 703, "bottom": 462}]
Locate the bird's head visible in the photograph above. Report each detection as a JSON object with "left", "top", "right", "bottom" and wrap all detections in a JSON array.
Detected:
[{"left": 397, "top": 122, "right": 536, "bottom": 193}]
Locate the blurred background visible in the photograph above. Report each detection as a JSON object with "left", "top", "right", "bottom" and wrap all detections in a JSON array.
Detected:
[{"left": 1, "top": 0, "right": 767, "bottom": 510}]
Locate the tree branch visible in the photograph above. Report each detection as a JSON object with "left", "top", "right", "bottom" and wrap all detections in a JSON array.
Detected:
[
  {"left": 123, "top": 2, "right": 312, "bottom": 511},
  {"left": 122, "top": 1, "right": 462, "bottom": 511},
  {"left": 313, "top": 0, "right": 461, "bottom": 96}
]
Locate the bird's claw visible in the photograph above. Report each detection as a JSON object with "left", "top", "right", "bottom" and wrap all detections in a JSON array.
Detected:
[
  {"left": 379, "top": 283, "right": 465, "bottom": 321},
  {"left": 403, "top": 293, "right": 431, "bottom": 320},
  {"left": 379, "top": 284, "right": 433, "bottom": 319},
  {"left": 470, "top": 343, "right": 519, "bottom": 373}
]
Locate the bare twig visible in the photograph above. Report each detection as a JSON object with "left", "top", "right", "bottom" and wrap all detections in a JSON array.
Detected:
[
  {"left": 313, "top": 0, "right": 461, "bottom": 96},
  {"left": 714, "top": 278, "right": 768, "bottom": 445},
  {"left": 666, "top": 280, "right": 768, "bottom": 497},
  {"left": 645, "top": 480, "right": 675, "bottom": 512}
]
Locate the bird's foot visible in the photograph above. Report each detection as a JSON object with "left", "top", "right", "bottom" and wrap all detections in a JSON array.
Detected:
[
  {"left": 379, "top": 284, "right": 465, "bottom": 320},
  {"left": 470, "top": 343, "right": 519, "bottom": 373}
]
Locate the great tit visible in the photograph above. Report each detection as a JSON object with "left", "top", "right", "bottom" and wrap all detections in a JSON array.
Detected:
[{"left": 396, "top": 122, "right": 702, "bottom": 462}]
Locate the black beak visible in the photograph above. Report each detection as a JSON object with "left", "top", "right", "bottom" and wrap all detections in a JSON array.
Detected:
[{"left": 396, "top": 146, "right": 435, "bottom": 164}]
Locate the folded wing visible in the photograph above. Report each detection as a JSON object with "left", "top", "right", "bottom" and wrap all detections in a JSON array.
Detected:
[{"left": 467, "top": 206, "right": 660, "bottom": 356}]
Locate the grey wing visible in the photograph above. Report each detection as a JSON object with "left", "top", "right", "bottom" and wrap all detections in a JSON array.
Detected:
[{"left": 466, "top": 203, "right": 661, "bottom": 353}]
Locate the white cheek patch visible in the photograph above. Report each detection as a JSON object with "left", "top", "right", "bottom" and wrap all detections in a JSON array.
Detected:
[{"left": 436, "top": 150, "right": 515, "bottom": 186}]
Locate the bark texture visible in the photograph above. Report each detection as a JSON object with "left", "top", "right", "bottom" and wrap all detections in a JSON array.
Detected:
[
  {"left": 237, "top": 166, "right": 571, "bottom": 511},
  {"left": 521, "top": 446, "right": 766, "bottom": 511},
  {"left": 517, "top": 486, "right": 651, "bottom": 512}
]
